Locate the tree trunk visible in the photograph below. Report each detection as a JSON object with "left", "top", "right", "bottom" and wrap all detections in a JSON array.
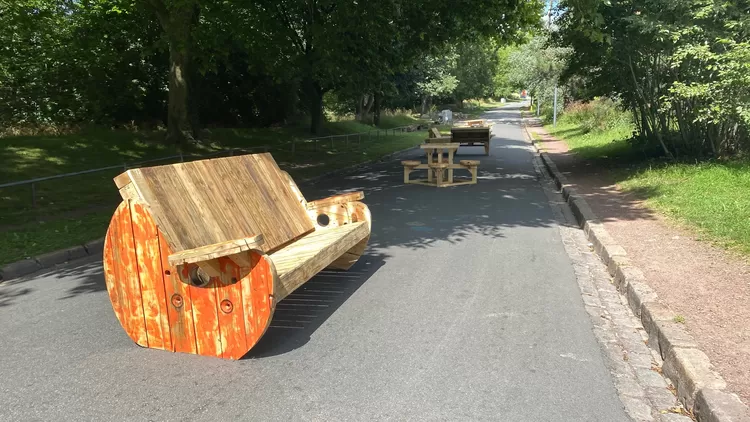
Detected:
[
  {"left": 166, "top": 37, "right": 194, "bottom": 144},
  {"left": 373, "top": 92, "right": 381, "bottom": 126},
  {"left": 304, "top": 76, "right": 324, "bottom": 134},
  {"left": 355, "top": 97, "right": 363, "bottom": 121},
  {"left": 149, "top": 0, "right": 198, "bottom": 145},
  {"left": 421, "top": 95, "right": 429, "bottom": 115}
]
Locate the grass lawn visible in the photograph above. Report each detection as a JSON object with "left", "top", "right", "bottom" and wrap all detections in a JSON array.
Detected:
[
  {"left": 0, "top": 116, "right": 426, "bottom": 265},
  {"left": 544, "top": 120, "right": 750, "bottom": 256}
]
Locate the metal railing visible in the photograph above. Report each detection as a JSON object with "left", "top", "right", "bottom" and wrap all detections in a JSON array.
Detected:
[
  {"left": 1, "top": 123, "right": 425, "bottom": 212},
  {"left": 291, "top": 125, "right": 421, "bottom": 154},
  {"left": 0, "top": 146, "right": 270, "bottom": 208}
]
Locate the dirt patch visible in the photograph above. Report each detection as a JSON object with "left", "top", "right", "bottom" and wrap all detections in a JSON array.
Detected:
[{"left": 527, "top": 122, "right": 750, "bottom": 406}]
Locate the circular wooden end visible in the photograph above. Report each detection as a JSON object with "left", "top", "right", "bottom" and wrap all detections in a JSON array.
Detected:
[{"left": 103, "top": 201, "right": 152, "bottom": 347}]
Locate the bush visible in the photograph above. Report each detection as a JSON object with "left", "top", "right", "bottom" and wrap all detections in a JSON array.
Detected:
[{"left": 561, "top": 98, "right": 631, "bottom": 133}]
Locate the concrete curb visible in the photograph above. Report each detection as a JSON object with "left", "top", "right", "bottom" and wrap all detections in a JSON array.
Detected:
[
  {"left": 0, "top": 237, "right": 105, "bottom": 282},
  {"left": 523, "top": 120, "right": 750, "bottom": 422},
  {"left": 0, "top": 142, "right": 422, "bottom": 283}
]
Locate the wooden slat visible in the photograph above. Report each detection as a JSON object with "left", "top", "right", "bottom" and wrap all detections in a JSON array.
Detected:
[
  {"left": 306, "top": 192, "right": 364, "bottom": 210},
  {"left": 215, "top": 258, "right": 248, "bottom": 359},
  {"left": 159, "top": 232, "right": 197, "bottom": 354},
  {"left": 240, "top": 252, "right": 275, "bottom": 350},
  {"left": 130, "top": 201, "right": 171, "bottom": 351},
  {"left": 113, "top": 171, "right": 132, "bottom": 189},
  {"left": 105, "top": 201, "right": 148, "bottom": 347},
  {"left": 184, "top": 269, "right": 222, "bottom": 358},
  {"left": 126, "top": 154, "right": 314, "bottom": 254},
  {"left": 270, "top": 222, "right": 370, "bottom": 299},
  {"left": 168, "top": 235, "right": 265, "bottom": 266}
]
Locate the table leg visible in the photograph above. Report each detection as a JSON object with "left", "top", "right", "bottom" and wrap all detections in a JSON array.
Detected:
[
  {"left": 427, "top": 151, "right": 433, "bottom": 182},
  {"left": 448, "top": 150, "right": 454, "bottom": 183}
]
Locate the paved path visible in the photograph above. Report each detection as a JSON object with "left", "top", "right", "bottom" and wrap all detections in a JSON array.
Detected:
[{"left": 0, "top": 105, "right": 632, "bottom": 421}]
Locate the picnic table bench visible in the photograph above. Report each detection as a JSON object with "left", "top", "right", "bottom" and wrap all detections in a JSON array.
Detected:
[
  {"left": 451, "top": 126, "right": 492, "bottom": 156},
  {"left": 103, "top": 153, "right": 371, "bottom": 359},
  {"left": 402, "top": 143, "right": 479, "bottom": 187},
  {"left": 426, "top": 125, "right": 492, "bottom": 156}
]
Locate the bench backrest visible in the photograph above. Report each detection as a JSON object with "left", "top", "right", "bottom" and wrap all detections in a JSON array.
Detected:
[
  {"left": 114, "top": 153, "right": 314, "bottom": 254},
  {"left": 451, "top": 127, "right": 490, "bottom": 141}
]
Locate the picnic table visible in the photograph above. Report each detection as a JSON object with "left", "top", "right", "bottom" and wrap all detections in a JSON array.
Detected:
[{"left": 401, "top": 143, "right": 479, "bottom": 187}]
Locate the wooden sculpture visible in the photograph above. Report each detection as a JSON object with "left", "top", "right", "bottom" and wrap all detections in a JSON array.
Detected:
[{"left": 102, "top": 153, "right": 371, "bottom": 359}]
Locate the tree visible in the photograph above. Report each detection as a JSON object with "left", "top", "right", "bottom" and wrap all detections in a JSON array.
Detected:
[{"left": 142, "top": 0, "right": 200, "bottom": 144}]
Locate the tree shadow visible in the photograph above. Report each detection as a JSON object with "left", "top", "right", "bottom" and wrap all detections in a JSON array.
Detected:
[{"left": 0, "top": 123, "right": 580, "bottom": 358}]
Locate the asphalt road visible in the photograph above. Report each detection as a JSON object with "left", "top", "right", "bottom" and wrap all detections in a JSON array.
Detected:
[{"left": 0, "top": 104, "right": 630, "bottom": 422}]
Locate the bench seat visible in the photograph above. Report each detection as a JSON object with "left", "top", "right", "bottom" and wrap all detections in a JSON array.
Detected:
[{"left": 271, "top": 221, "right": 369, "bottom": 298}]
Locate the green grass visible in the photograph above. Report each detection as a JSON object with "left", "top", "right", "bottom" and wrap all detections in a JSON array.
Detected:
[
  {"left": 545, "top": 118, "right": 636, "bottom": 162},
  {"left": 0, "top": 114, "right": 425, "bottom": 265},
  {"left": 545, "top": 118, "right": 750, "bottom": 257},
  {"left": 619, "top": 161, "right": 750, "bottom": 255}
]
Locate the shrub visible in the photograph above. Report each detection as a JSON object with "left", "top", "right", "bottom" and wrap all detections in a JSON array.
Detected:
[{"left": 561, "top": 97, "right": 631, "bottom": 133}]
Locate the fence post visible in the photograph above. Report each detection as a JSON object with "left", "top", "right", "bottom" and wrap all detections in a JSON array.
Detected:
[
  {"left": 314, "top": 139, "right": 318, "bottom": 151},
  {"left": 292, "top": 139, "right": 296, "bottom": 155},
  {"left": 180, "top": 151, "right": 184, "bottom": 162},
  {"left": 358, "top": 133, "right": 361, "bottom": 148},
  {"left": 345, "top": 134, "right": 349, "bottom": 149},
  {"left": 229, "top": 149, "right": 235, "bottom": 156},
  {"left": 31, "top": 183, "right": 37, "bottom": 208},
  {"left": 331, "top": 136, "right": 334, "bottom": 150}
]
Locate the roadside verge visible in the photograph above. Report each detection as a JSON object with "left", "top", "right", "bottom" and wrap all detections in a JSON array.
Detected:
[
  {"left": 0, "top": 144, "right": 420, "bottom": 282},
  {"left": 522, "top": 119, "right": 750, "bottom": 422}
]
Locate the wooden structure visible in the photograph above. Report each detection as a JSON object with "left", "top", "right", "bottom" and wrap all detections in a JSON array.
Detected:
[
  {"left": 102, "top": 153, "right": 371, "bottom": 359},
  {"left": 426, "top": 125, "right": 492, "bottom": 156},
  {"left": 450, "top": 126, "right": 492, "bottom": 156},
  {"left": 426, "top": 127, "right": 451, "bottom": 143},
  {"left": 401, "top": 143, "right": 479, "bottom": 187}
]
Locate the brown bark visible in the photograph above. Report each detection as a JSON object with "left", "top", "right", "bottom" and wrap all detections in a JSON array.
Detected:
[{"left": 147, "top": 0, "right": 198, "bottom": 144}]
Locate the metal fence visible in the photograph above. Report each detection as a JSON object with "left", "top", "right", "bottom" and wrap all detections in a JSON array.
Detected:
[
  {"left": 1, "top": 123, "right": 423, "bottom": 212},
  {"left": 291, "top": 125, "right": 420, "bottom": 154},
  {"left": 0, "top": 146, "right": 269, "bottom": 209}
]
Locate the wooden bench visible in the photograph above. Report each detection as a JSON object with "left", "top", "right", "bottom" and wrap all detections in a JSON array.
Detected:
[
  {"left": 103, "top": 153, "right": 371, "bottom": 359},
  {"left": 450, "top": 126, "right": 492, "bottom": 156},
  {"left": 459, "top": 160, "right": 480, "bottom": 184},
  {"left": 426, "top": 127, "right": 452, "bottom": 143}
]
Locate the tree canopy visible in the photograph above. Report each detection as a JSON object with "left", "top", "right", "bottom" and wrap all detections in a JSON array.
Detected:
[{"left": 0, "top": 0, "right": 544, "bottom": 139}]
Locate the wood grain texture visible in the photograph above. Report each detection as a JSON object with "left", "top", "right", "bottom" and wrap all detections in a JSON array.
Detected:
[
  {"left": 270, "top": 222, "right": 370, "bottom": 299},
  {"left": 168, "top": 235, "right": 265, "bottom": 266},
  {"left": 182, "top": 265, "right": 223, "bottom": 358},
  {"left": 103, "top": 201, "right": 148, "bottom": 347},
  {"left": 130, "top": 201, "right": 171, "bottom": 351},
  {"left": 159, "top": 232, "right": 197, "bottom": 354},
  {"left": 124, "top": 153, "right": 314, "bottom": 254},
  {"left": 240, "top": 252, "right": 276, "bottom": 351},
  {"left": 306, "top": 191, "right": 364, "bottom": 209},
  {"left": 215, "top": 257, "right": 248, "bottom": 359}
]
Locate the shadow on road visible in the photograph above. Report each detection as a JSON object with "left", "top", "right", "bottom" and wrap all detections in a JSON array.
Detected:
[{"left": 2, "top": 107, "right": 566, "bottom": 359}]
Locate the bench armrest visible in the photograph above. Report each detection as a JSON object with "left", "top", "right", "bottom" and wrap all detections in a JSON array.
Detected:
[
  {"left": 168, "top": 235, "right": 265, "bottom": 266},
  {"left": 306, "top": 191, "right": 364, "bottom": 210}
]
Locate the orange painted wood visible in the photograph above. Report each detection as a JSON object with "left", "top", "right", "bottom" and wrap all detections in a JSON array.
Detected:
[
  {"left": 103, "top": 201, "right": 148, "bottom": 347},
  {"left": 129, "top": 201, "right": 171, "bottom": 351},
  {"left": 159, "top": 232, "right": 197, "bottom": 354},
  {"left": 241, "top": 252, "right": 275, "bottom": 350},
  {"left": 182, "top": 265, "right": 222, "bottom": 357},
  {"left": 215, "top": 257, "right": 248, "bottom": 359}
]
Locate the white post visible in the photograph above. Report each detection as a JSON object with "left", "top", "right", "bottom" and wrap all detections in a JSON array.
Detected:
[{"left": 553, "top": 85, "right": 558, "bottom": 127}]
